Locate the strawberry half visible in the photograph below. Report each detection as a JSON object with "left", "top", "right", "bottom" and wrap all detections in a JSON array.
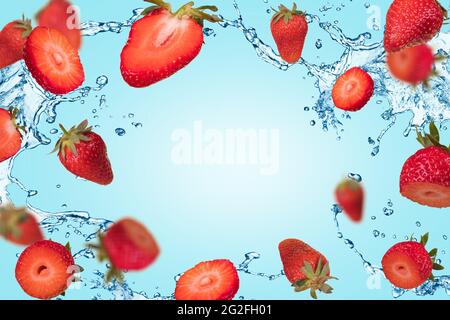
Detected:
[
  {"left": 279, "top": 239, "right": 337, "bottom": 299},
  {"left": 15, "top": 240, "right": 76, "bottom": 299},
  {"left": 384, "top": 0, "right": 446, "bottom": 53},
  {"left": 0, "top": 17, "right": 32, "bottom": 69},
  {"left": 24, "top": 26, "right": 85, "bottom": 95},
  {"left": 270, "top": 3, "right": 308, "bottom": 64},
  {"left": 53, "top": 120, "right": 113, "bottom": 185},
  {"left": 382, "top": 233, "right": 444, "bottom": 289},
  {"left": 175, "top": 259, "right": 239, "bottom": 300},
  {"left": 89, "top": 218, "right": 159, "bottom": 282},
  {"left": 37, "top": 0, "right": 82, "bottom": 50},
  {"left": 0, "top": 205, "right": 44, "bottom": 246},
  {"left": 120, "top": 0, "right": 221, "bottom": 88},
  {"left": 332, "top": 67, "right": 374, "bottom": 112},
  {"left": 400, "top": 122, "right": 450, "bottom": 208},
  {"left": 0, "top": 108, "right": 24, "bottom": 163},
  {"left": 335, "top": 178, "right": 365, "bottom": 223}
]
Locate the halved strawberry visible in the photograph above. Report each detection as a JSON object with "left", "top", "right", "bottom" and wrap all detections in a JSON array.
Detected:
[
  {"left": 15, "top": 240, "right": 76, "bottom": 299},
  {"left": 332, "top": 67, "right": 374, "bottom": 112},
  {"left": 175, "top": 259, "right": 239, "bottom": 300},
  {"left": 0, "top": 205, "right": 44, "bottom": 246},
  {"left": 120, "top": 0, "right": 221, "bottom": 88},
  {"left": 24, "top": 27, "right": 85, "bottom": 95},
  {"left": 0, "top": 108, "right": 23, "bottom": 163}
]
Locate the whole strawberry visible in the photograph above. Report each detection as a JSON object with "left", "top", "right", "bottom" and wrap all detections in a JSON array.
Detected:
[
  {"left": 382, "top": 233, "right": 444, "bottom": 289},
  {"left": 271, "top": 3, "right": 308, "bottom": 64},
  {"left": 335, "top": 178, "right": 364, "bottom": 223},
  {"left": 89, "top": 218, "right": 159, "bottom": 282},
  {"left": 400, "top": 122, "right": 450, "bottom": 208},
  {"left": 0, "top": 108, "right": 24, "bottom": 163},
  {"left": 0, "top": 205, "right": 44, "bottom": 246},
  {"left": 0, "top": 17, "right": 32, "bottom": 68},
  {"left": 53, "top": 120, "right": 113, "bottom": 185},
  {"left": 121, "top": 0, "right": 221, "bottom": 88},
  {"left": 279, "top": 239, "right": 337, "bottom": 299},
  {"left": 384, "top": 0, "right": 446, "bottom": 52}
]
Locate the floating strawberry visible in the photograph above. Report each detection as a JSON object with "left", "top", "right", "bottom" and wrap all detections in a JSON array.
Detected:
[
  {"left": 37, "top": 0, "right": 82, "bottom": 50},
  {"left": 400, "top": 122, "right": 450, "bottom": 208},
  {"left": 0, "top": 205, "right": 44, "bottom": 246},
  {"left": 270, "top": 3, "right": 308, "bottom": 64},
  {"left": 382, "top": 233, "right": 444, "bottom": 289},
  {"left": 15, "top": 240, "right": 77, "bottom": 299},
  {"left": 53, "top": 120, "right": 113, "bottom": 185},
  {"left": 279, "top": 239, "right": 337, "bottom": 299},
  {"left": 335, "top": 178, "right": 364, "bottom": 223},
  {"left": 0, "top": 108, "right": 24, "bottom": 163},
  {"left": 24, "top": 26, "right": 85, "bottom": 95},
  {"left": 332, "top": 67, "right": 374, "bottom": 112},
  {"left": 120, "top": 0, "right": 221, "bottom": 88},
  {"left": 387, "top": 44, "right": 436, "bottom": 85},
  {"left": 89, "top": 218, "right": 159, "bottom": 282},
  {"left": 0, "top": 16, "right": 32, "bottom": 69},
  {"left": 175, "top": 259, "right": 239, "bottom": 300},
  {"left": 384, "top": 0, "right": 446, "bottom": 53}
]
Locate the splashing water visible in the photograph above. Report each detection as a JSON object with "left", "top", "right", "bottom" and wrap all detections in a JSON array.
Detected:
[{"left": 1, "top": 1, "right": 450, "bottom": 299}]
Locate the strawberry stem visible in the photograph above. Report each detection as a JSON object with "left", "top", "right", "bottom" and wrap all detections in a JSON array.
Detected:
[
  {"left": 416, "top": 121, "right": 449, "bottom": 151},
  {"left": 272, "top": 2, "right": 305, "bottom": 24}
]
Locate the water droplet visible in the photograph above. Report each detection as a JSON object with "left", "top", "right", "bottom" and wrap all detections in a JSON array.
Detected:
[
  {"left": 115, "top": 128, "right": 126, "bottom": 136},
  {"left": 373, "top": 230, "right": 380, "bottom": 238}
]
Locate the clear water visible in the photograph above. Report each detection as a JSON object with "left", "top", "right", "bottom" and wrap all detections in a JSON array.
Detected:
[{"left": 1, "top": 1, "right": 449, "bottom": 299}]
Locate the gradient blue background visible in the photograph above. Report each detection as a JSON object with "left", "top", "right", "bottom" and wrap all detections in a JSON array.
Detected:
[{"left": 0, "top": 0, "right": 449, "bottom": 300}]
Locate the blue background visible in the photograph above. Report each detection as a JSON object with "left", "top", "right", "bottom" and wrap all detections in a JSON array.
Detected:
[{"left": 0, "top": 0, "right": 449, "bottom": 299}]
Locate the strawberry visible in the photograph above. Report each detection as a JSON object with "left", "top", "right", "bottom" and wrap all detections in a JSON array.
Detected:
[
  {"left": 279, "top": 239, "right": 337, "bottom": 299},
  {"left": 24, "top": 26, "right": 85, "bottom": 95},
  {"left": 0, "top": 17, "right": 32, "bottom": 69},
  {"left": 384, "top": 0, "right": 446, "bottom": 53},
  {"left": 53, "top": 120, "right": 113, "bottom": 185},
  {"left": 15, "top": 240, "right": 76, "bottom": 299},
  {"left": 0, "top": 108, "right": 23, "bottom": 163},
  {"left": 175, "top": 259, "right": 239, "bottom": 300},
  {"left": 387, "top": 44, "right": 436, "bottom": 85},
  {"left": 89, "top": 218, "right": 159, "bottom": 282},
  {"left": 37, "top": 0, "right": 82, "bottom": 50},
  {"left": 400, "top": 122, "right": 450, "bottom": 208},
  {"left": 270, "top": 3, "right": 308, "bottom": 64},
  {"left": 120, "top": 0, "right": 221, "bottom": 88},
  {"left": 335, "top": 178, "right": 365, "bottom": 223},
  {"left": 332, "top": 67, "right": 374, "bottom": 112},
  {"left": 0, "top": 205, "right": 44, "bottom": 246},
  {"left": 382, "top": 233, "right": 444, "bottom": 289}
]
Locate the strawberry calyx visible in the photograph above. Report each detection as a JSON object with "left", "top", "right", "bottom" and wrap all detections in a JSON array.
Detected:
[
  {"left": 272, "top": 3, "right": 305, "bottom": 24},
  {"left": 292, "top": 257, "right": 338, "bottom": 299},
  {"left": 0, "top": 205, "right": 29, "bottom": 240},
  {"left": 14, "top": 15, "right": 32, "bottom": 38},
  {"left": 418, "top": 233, "right": 445, "bottom": 281},
  {"left": 416, "top": 121, "right": 450, "bottom": 151},
  {"left": 87, "top": 232, "right": 125, "bottom": 283},
  {"left": 437, "top": 1, "right": 448, "bottom": 20},
  {"left": 8, "top": 107, "right": 26, "bottom": 137},
  {"left": 142, "top": 0, "right": 222, "bottom": 26},
  {"left": 53, "top": 120, "right": 92, "bottom": 159}
]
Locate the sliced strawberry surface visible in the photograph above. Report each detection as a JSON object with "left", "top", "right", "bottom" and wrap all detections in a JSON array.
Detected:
[
  {"left": 175, "top": 259, "right": 239, "bottom": 300},
  {"left": 0, "top": 108, "right": 22, "bottom": 163},
  {"left": 24, "top": 27, "right": 84, "bottom": 95}
]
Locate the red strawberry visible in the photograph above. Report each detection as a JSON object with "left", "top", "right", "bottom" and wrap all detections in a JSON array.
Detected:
[
  {"left": 120, "top": 0, "right": 221, "bottom": 88},
  {"left": 0, "top": 205, "right": 44, "bottom": 246},
  {"left": 279, "top": 239, "right": 337, "bottom": 299},
  {"left": 270, "top": 3, "right": 308, "bottom": 64},
  {"left": 332, "top": 67, "right": 374, "bottom": 112},
  {"left": 335, "top": 179, "right": 364, "bottom": 223},
  {"left": 400, "top": 122, "right": 450, "bottom": 208},
  {"left": 54, "top": 120, "right": 113, "bottom": 185},
  {"left": 387, "top": 44, "right": 436, "bottom": 85},
  {"left": 0, "top": 108, "right": 23, "bottom": 163},
  {"left": 89, "top": 218, "right": 159, "bottom": 282},
  {"left": 37, "top": 0, "right": 82, "bottom": 50},
  {"left": 15, "top": 240, "right": 76, "bottom": 299},
  {"left": 382, "top": 233, "right": 443, "bottom": 289},
  {"left": 175, "top": 259, "right": 239, "bottom": 300},
  {"left": 24, "top": 26, "right": 85, "bottom": 95},
  {"left": 384, "top": 0, "right": 446, "bottom": 53},
  {"left": 0, "top": 17, "right": 32, "bottom": 68}
]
